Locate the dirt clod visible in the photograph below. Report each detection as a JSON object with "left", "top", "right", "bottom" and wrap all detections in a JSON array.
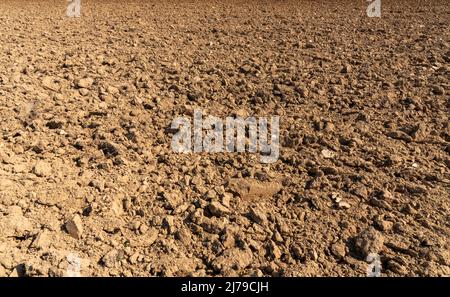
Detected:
[
  {"left": 354, "top": 227, "right": 384, "bottom": 259},
  {"left": 65, "top": 215, "right": 83, "bottom": 240}
]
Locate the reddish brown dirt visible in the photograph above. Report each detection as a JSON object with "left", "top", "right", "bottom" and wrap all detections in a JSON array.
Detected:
[{"left": 0, "top": 0, "right": 449, "bottom": 276}]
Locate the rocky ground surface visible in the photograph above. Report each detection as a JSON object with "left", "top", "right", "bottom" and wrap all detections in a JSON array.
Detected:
[{"left": 0, "top": 0, "right": 449, "bottom": 276}]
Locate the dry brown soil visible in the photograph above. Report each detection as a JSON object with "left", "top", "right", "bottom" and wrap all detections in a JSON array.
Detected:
[{"left": 0, "top": 0, "right": 449, "bottom": 276}]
